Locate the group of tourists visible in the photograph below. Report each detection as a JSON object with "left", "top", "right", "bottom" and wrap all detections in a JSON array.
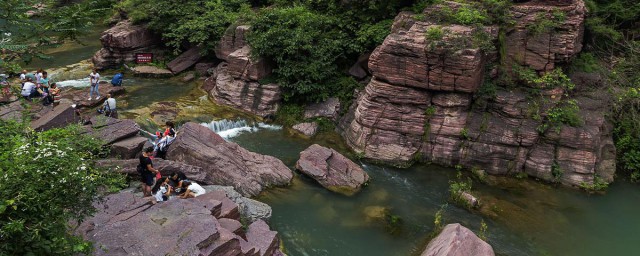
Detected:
[
  {"left": 138, "top": 147, "right": 206, "bottom": 204},
  {"left": 19, "top": 69, "right": 61, "bottom": 108}
]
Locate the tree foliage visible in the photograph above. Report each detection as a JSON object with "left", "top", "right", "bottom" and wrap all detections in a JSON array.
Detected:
[
  {"left": 116, "top": 0, "right": 251, "bottom": 53},
  {"left": 0, "top": 120, "right": 125, "bottom": 255},
  {"left": 0, "top": 0, "right": 114, "bottom": 73}
]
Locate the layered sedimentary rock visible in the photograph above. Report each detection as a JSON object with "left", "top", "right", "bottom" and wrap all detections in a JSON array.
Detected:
[
  {"left": 342, "top": 0, "right": 615, "bottom": 187},
  {"left": 506, "top": 0, "right": 586, "bottom": 71},
  {"left": 203, "top": 25, "right": 282, "bottom": 118},
  {"left": 166, "top": 122, "right": 293, "bottom": 196},
  {"left": 92, "top": 20, "right": 160, "bottom": 69},
  {"left": 76, "top": 190, "right": 284, "bottom": 256},
  {"left": 421, "top": 223, "right": 494, "bottom": 256}
]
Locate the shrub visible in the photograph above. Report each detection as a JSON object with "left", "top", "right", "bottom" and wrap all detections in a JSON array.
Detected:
[{"left": 0, "top": 121, "right": 125, "bottom": 255}]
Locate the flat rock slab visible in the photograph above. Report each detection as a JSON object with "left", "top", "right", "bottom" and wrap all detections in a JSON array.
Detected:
[
  {"left": 166, "top": 122, "right": 293, "bottom": 197},
  {"left": 85, "top": 117, "right": 140, "bottom": 145},
  {"left": 63, "top": 85, "right": 125, "bottom": 109},
  {"left": 421, "top": 223, "right": 494, "bottom": 256},
  {"left": 167, "top": 47, "right": 203, "bottom": 74},
  {"left": 240, "top": 220, "right": 280, "bottom": 256},
  {"left": 0, "top": 101, "right": 25, "bottom": 122},
  {"left": 30, "top": 100, "right": 75, "bottom": 131},
  {"left": 292, "top": 122, "right": 319, "bottom": 137},
  {"left": 133, "top": 65, "right": 173, "bottom": 78},
  {"left": 296, "top": 144, "right": 369, "bottom": 196},
  {"left": 110, "top": 136, "right": 148, "bottom": 159},
  {"left": 76, "top": 191, "right": 241, "bottom": 256},
  {"left": 304, "top": 97, "right": 340, "bottom": 121}
]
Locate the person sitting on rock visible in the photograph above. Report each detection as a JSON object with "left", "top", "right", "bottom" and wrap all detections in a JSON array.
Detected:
[
  {"left": 152, "top": 179, "right": 172, "bottom": 204},
  {"left": 111, "top": 72, "right": 123, "bottom": 87},
  {"left": 164, "top": 171, "right": 189, "bottom": 190},
  {"left": 154, "top": 121, "right": 177, "bottom": 158},
  {"left": 179, "top": 181, "right": 206, "bottom": 199},
  {"left": 49, "top": 83, "right": 61, "bottom": 110},
  {"left": 99, "top": 94, "right": 117, "bottom": 118},
  {"left": 139, "top": 147, "right": 160, "bottom": 197},
  {"left": 20, "top": 77, "right": 38, "bottom": 100}
]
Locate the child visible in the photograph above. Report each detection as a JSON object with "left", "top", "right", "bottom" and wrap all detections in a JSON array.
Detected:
[{"left": 49, "top": 83, "right": 61, "bottom": 110}]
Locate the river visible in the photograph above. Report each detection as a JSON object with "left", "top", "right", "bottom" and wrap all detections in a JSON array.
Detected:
[{"left": 48, "top": 29, "right": 640, "bottom": 256}]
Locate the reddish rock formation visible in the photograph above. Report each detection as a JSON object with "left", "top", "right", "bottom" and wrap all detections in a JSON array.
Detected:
[
  {"left": 203, "top": 25, "right": 282, "bottom": 118},
  {"left": 167, "top": 47, "right": 203, "bottom": 74},
  {"left": 292, "top": 122, "right": 319, "bottom": 137},
  {"left": 76, "top": 190, "right": 284, "bottom": 256},
  {"left": 207, "top": 63, "right": 282, "bottom": 118},
  {"left": 296, "top": 144, "right": 370, "bottom": 195},
  {"left": 341, "top": 1, "right": 615, "bottom": 188},
  {"left": 110, "top": 136, "right": 148, "bottom": 159},
  {"left": 506, "top": 0, "right": 586, "bottom": 71},
  {"left": 304, "top": 97, "right": 341, "bottom": 121},
  {"left": 421, "top": 223, "right": 494, "bottom": 256},
  {"left": 92, "top": 20, "right": 160, "bottom": 70},
  {"left": 166, "top": 122, "right": 293, "bottom": 196}
]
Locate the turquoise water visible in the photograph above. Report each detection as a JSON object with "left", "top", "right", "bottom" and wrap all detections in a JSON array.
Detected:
[{"left": 228, "top": 127, "right": 640, "bottom": 256}]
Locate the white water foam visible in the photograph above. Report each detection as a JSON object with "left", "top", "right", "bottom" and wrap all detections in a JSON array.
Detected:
[
  {"left": 201, "top": 119, "right": 282, "bottom": 139},
  {"left": 56, "top": 78, "right": 91, "bottom": 88}
]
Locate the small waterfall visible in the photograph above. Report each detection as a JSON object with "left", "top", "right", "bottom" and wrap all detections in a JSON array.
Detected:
[{"left": 201, "top": 119, "right": 282, "bottom": 139}]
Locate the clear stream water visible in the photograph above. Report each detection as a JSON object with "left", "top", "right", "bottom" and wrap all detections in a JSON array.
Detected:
[{"left": 49, "top": 32, "right": 640, "bottom": 256}]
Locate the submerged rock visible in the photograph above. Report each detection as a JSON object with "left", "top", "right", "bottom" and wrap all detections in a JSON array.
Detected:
[
  {"left": 422, "top": 223, "right": 494, "bottom": 256},
  {"left": 295, "top": 144, "right": 369, "bottom": 195},
  {"left": 166, "top": 122, "right": 293, "bottom": 197}
]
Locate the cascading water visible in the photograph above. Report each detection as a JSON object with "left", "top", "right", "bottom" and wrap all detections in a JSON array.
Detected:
[{"left": 201, "top": 119, "right": 282, "bottom": 139}]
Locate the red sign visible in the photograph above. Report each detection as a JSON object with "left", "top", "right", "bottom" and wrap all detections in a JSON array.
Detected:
[{"left": 135, "top": 53, "right": 153, "bottom": 63}]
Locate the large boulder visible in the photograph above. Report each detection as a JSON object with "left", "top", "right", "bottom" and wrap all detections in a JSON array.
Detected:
[
  {"left": 92, "top": 20, "right": 160, "bottom": 69},
  {"left": 304, "top": 97, "right": 341, "bottom": 121},
  {"left": 206, "top": 64, "right": 282, "bottom": 118},
  {"left": 227, "top": 46, "right": 272, "bottom": 81},
  {"left": 296, "top": 144, "right": 369, "bottom": 196},
  {"left": 166, "top": 122, "right": 293, "bottom": 196},
  {"left": 76, "top": 190, "right": 284, "bottom": 256},
  {"left": 292, "top": 122, "right": 319, "bottom": 137},
  {"left": 30, "top": 100, "right": 75, "bottom": 131},
  {"left": 167, "top": 47, "right": 203, "bottom": 74},
  {"left": 421, "top": 223, "right": 494, "bottom": 256},
  {"left": 110, "top": 136, "right": 148, "bottom": 159},
  {"left": 216, "top": 25, "right": 250, "bottom": 61},
  {"left": 85, "top": 117, "right": 140, "bottom": 145}
]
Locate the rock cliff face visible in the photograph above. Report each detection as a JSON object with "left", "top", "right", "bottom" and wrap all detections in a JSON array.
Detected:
[
  {"left": 506, "top": 0, "right": 586, "bottom": 71},
  {"left": 342, "top": 0, "right": 615, "bottom": 187},
  {"left": 92, "top": 20, "right": 160, "bottom": 70},
  {"left": 202, "top": 25, "right": 282, "bottom": 118}
]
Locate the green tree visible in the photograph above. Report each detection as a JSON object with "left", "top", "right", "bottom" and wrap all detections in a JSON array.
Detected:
[
  {"left": 0, "top": 120, "right": 125, "bottom": 255},
  {"left": 0, "top": 0, "right": 114, "bottom": 73}
]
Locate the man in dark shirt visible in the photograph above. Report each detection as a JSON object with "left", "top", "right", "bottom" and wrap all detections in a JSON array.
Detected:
[{"left": 139, "top": 147, "right": 160, "bottom": 197}]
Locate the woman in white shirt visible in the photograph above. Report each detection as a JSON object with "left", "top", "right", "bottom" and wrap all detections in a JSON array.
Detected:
[{"left": 180, "top": 181, "right": 206, "bottom": 198}]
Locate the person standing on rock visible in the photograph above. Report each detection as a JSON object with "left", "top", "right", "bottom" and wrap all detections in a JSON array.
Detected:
[
  {"left": 139, "top": 147, "right": 160, "bottom": 197},
  {"left": 88, "top": 68, "right": 101, "bottom": 101}
]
